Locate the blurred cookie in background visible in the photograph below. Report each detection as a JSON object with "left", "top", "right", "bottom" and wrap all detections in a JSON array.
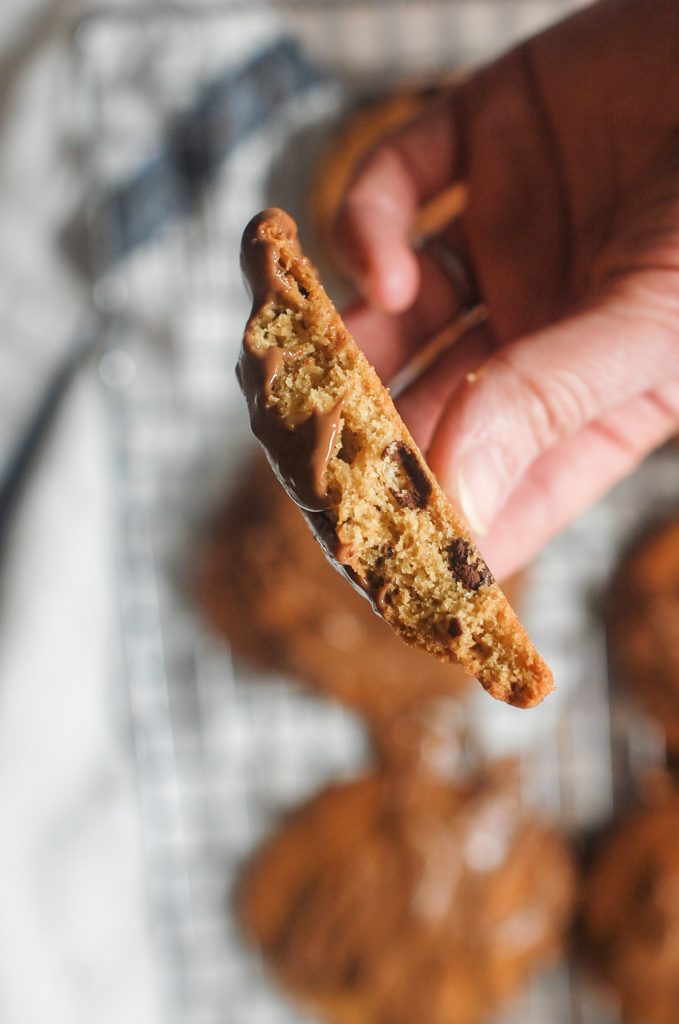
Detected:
[
  {"left": 197, "top": 455, "right": 481, "bottom": 720},
  {"left": 311, "top": 80, "right": 465, "bottom": 277},
  {"left": 367, "top": 694, "right": 469, "bottom": 778},
  {"left": 240, "top": 762, "right": 576, "bottom": 1024},
  {"left": 581, "top": 786, "right": 679, "bottom": 1024},
  {"left": 605, "top": 515, "right": 679, "bottom": 751},
  {"left": 311, "top": 87, "right": 429, "bottom": 267}
]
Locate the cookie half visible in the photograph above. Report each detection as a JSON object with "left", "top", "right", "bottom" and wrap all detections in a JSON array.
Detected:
[{"left": 237, "top": 208, "right": 553, "bottom": 707}]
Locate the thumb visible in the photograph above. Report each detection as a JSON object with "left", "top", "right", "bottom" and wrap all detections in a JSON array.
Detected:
[
  {"left": 428, "top": 153, "right": 679, "bottom": 534},
  {"left": 428, "top": 289, "right": 679, "bottom": 535}
]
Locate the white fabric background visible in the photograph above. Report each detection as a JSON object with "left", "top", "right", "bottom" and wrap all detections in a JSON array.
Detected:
[{"left": 0, "top": 3, "right": 161, "bottom": 1021}]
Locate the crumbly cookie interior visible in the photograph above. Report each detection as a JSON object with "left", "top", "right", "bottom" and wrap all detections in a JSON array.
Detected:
[{"left": 244, "top": 215, "right": 552, "bottom": 707}]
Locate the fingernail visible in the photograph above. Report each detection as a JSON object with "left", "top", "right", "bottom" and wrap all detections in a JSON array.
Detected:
[{"left": 454, "top": 446, "right": 510, "bottom": 536}]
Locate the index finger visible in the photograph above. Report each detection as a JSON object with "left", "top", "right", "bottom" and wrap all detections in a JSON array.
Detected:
[{"left": 333, "top": 93, "right": 461, "bottom": 313}]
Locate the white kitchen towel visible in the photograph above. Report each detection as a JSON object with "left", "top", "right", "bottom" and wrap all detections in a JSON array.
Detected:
[{"left": 0, "top": 2, "right": 161, "bottom": 1022}]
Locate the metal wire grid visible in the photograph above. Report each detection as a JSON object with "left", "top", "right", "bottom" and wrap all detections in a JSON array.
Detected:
[{"left": 77, "top": 3, "right": 678, "bottom": 1023}]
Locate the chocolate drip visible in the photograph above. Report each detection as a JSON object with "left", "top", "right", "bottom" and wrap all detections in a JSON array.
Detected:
[
  {"left": 238, "top": 209, "right": 344, "bottom": 512},
  {"left": 247, "top": 380, "right": 345, "bottom": 513},
  {"left": 240, "top": 207, "right": 304, "bottom": 314},
  {"left": 261, "top": 347, "right": 284, "bottom": 400}
]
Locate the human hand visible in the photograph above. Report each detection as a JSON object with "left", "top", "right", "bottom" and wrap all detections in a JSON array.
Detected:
[{"left": 335, "top": 0, "right": 679, "bottom": 580}]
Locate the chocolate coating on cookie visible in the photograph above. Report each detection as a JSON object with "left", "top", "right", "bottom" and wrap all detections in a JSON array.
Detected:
[
  {"left": 238, "top": 352, "right": 343, "bottom": 512},
  {"left": 240, "top": 207, "right": 303, "bottom": 312},
  {"left": 238, "top": 209, "right": 343, "bottom": 512}
]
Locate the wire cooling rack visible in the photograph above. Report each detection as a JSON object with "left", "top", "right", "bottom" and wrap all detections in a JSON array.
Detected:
[{"left": 77, "top": 3, "right": 679, "bottom": 1023}]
